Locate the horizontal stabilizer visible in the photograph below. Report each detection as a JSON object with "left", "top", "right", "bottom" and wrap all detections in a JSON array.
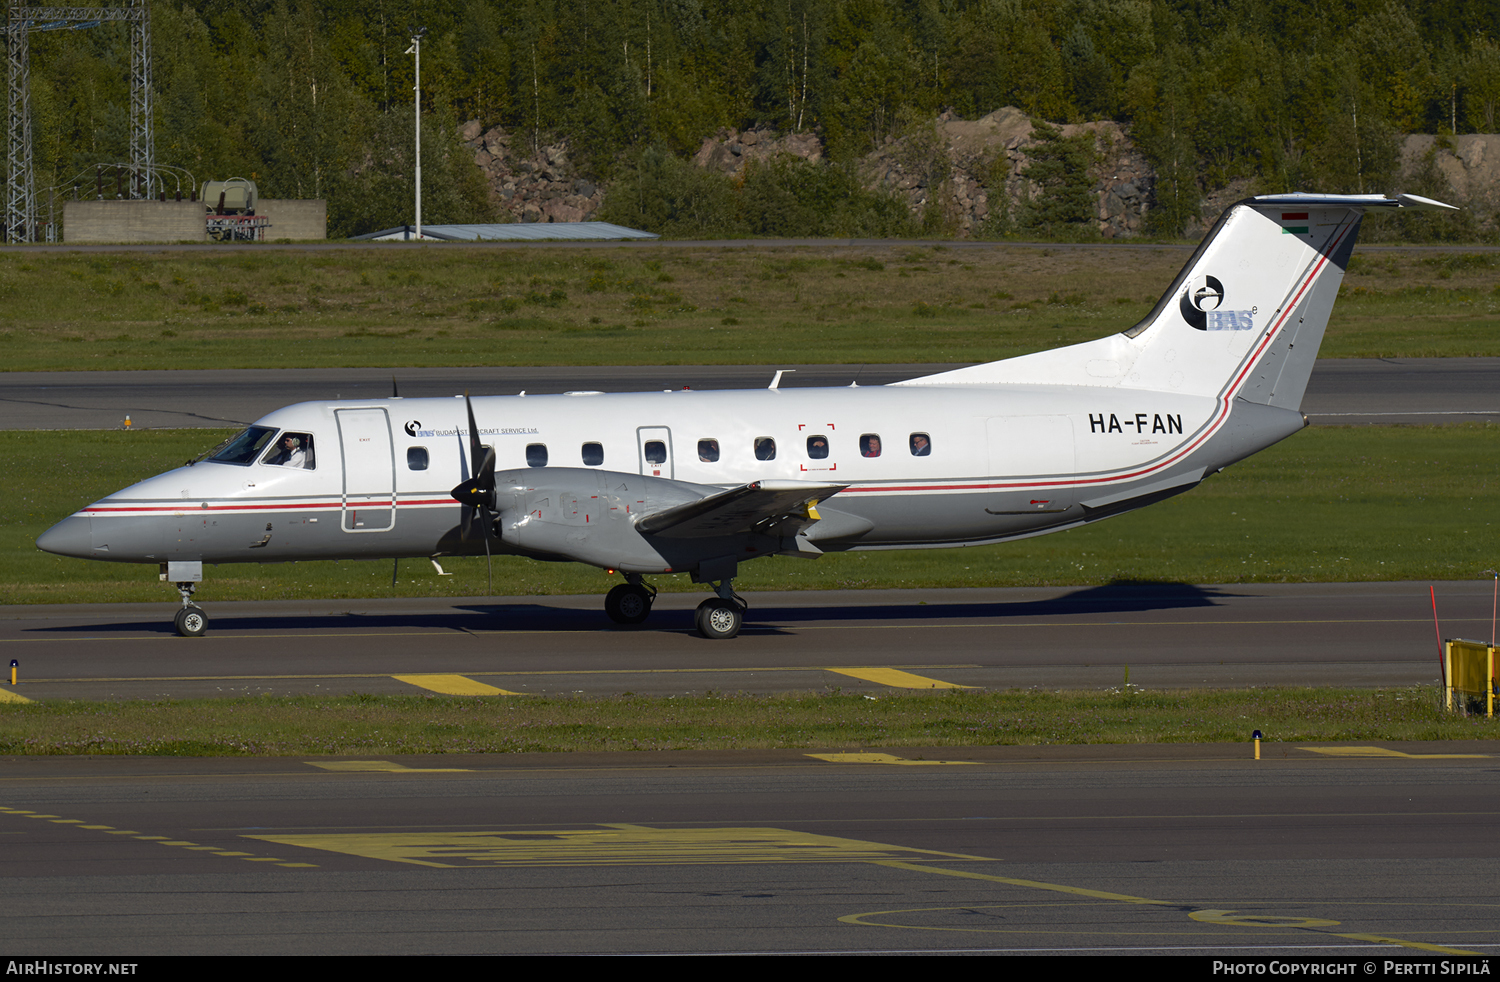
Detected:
[
  {"left": 1246, "top": 192, "right": 1459, "bottom": 212},
  {"left": 636, "top": 480, "right": 846, "bottom": 539}
]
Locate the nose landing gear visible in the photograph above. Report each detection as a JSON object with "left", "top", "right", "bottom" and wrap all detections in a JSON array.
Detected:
[{"left": 173, "top": 581, "right": 207, "bottom": 637}]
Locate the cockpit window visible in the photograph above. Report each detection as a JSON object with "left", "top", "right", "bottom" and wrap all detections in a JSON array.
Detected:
[
  {"left": 210, "top": 426, "right": 277, "bottom": 465},
  {"left": 263, "top": 432, "right": 315, "bottom": 470}
]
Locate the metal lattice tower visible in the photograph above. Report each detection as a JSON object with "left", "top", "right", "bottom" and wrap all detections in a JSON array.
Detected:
[{"left": 4, "top": 0, "right": 151, "bottom": 242}]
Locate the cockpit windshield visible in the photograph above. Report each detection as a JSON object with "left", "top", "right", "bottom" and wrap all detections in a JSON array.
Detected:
[{"left": 209, "top": 425, "right": 277, "bottom": 465}]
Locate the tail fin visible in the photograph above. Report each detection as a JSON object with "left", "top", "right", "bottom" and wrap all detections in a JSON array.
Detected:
[{"left": 897, "top": 193, "right": 1457, "bottom": 410}]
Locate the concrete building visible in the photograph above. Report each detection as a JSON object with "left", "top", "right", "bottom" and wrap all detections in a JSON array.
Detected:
[{"left": 62, "top": 198, "right": 326, "bottom": 243}]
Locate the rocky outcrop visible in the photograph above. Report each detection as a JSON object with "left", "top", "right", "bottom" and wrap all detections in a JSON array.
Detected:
[
  {"left": 460, "top": 119, "right": 603, "bottom": 224},
  {"left": 692, "top": 127, "right": 824, "bottom": 173},
  {"left": 1401, "top": 134, "right": 1500, "bottom": 223},
  {"left": 858, "top": 106, "right": 1153, "bottom": 238}
]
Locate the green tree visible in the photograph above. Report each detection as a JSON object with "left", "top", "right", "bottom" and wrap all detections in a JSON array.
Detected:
[
  {"left": 1019, "top": 120, "right": 1097, "bottom": 233},
  {"left": 1463, "top": 35, "right": 1500, "bottom": 130}
]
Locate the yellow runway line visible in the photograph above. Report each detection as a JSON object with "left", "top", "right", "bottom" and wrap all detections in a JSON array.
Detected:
[
  {"left": 393, "top": 673, "right": 522, "bottom": 696},
  {"left": 807, "top": 753, "right": 978, "bottom": 766},
  {"left": 1301, "top": 746, "right": 1490, "bottom": 759},
  {"left": 829, "top": 667, "right": 970, "bottom": 689}
]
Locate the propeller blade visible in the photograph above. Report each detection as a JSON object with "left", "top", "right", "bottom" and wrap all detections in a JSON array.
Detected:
[
  {"left": 451, "top": 392, "right": 498, "bottom": 543},
  {"left": 465, "top": 392, "right": 487, "bottom": 477}
]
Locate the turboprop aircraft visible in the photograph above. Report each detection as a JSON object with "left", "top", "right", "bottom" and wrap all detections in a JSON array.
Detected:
[{"left": 37, "top": 192, "right": 1454, "bottom": 639}]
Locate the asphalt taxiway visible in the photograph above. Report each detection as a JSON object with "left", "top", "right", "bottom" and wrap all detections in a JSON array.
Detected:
[
  {"left": 2, "top": 580, "right": 1491, "bottom": 701},
  {"left": 0, "top": 745, "right": 1496, "bottom": 954},
  {"left": 2, "top": 357, "right": 1498, "bottom": 430}
]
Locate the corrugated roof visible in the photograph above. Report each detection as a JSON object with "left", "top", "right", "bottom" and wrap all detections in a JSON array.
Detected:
[{"left": 353, "top": 222, "right": 658, "bottom": 242}]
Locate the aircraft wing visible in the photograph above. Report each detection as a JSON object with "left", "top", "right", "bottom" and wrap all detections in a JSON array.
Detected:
[{"left": 635, "top": 480, "right": 846, "bottom": 539}]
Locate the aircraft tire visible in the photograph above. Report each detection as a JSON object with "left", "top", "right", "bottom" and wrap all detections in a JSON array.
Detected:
[
  {"left": 694, "top": 599, "right": 742, "bottom": 640},
  {"left": 174, "top": 606, "right": 208, "bottom": 638},
  {"left": 604, "top": 584, "right": 652, "bottom": 625}
]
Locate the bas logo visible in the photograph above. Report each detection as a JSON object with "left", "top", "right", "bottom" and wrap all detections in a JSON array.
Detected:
[
  {"left": 404, "top": 420, "right": 422, "bottom": 437},
  {"left": 1180, "top": 274, "right": 1255, "bottom": 332}
]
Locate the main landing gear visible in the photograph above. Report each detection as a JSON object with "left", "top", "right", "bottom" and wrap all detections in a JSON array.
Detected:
[
  {"left": 603, "top": 574, "right": 747, "bottom": 639},
  {"left": 173, "top": 582, "right": 207, "bottom": 637},
  {"left": 604, "top": 575, "right": 657, "bottom": 625}
]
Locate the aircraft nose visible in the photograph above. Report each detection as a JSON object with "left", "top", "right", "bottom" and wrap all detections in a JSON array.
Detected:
[{"left": 36, "top": 515, "right": 92, "bottom": 559}]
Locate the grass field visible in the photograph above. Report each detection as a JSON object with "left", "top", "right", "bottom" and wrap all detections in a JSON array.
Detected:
[
  {"left": 1, "top": 243, "right": 1496, "bottom": 371},
  {"left": 4, "top": 423, "right": 1495, "bottom": 605},
  {"left": 0, "top": 687, "right": 1492, "bottom": 755}
]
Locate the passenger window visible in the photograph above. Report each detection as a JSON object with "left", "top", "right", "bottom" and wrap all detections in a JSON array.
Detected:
[
  {"left": 644, "top": 441, "right": 667, "bottom": 465},
  {"left": 263, "top": 431, "right": 316, "bottom": 470},
  {"left": 407, "top": 447, "right": 429, "bottom": 471},
  {"left": 698, "top": 438, "right": 720, "bottom": 462},
  {"left": 806, "top": 434, "right": 829, "bottom": 459},
  {"left": 526, "top": 444, "right": 548, "bottom": 467},
  {"left": 860, "top": 434, "right": 882, "bottom": 458},
  {"left": 754, "top": 437, "right": 776, "bottom": 461},
  {"left": 909, "top": 432, "right": 932, "bottom": 456},
  {"left": 582, "top": 442, "right": 604, "bottom": 466}
]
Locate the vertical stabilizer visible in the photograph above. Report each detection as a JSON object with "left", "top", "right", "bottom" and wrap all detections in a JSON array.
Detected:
[{"left": 897, "top": 193, "right": 1457, "bottom": 412}]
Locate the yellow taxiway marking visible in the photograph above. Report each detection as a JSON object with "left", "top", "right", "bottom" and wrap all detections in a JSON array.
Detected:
[
  {"left": 806, "top": 753, "right": 978, "bottom": 766},
  {"left": 1300, "top": 746, "right": 1491, "bottom": 759},
  {"left": 392, "top": 673, "right": 522, "bottom": 696},
  {"left": 0, "top": 688, "right": 31, "bottom": 703},
  {"left": 1, "top": 664, "right": 979, "bottom": 685},
  {"left": 303, "top": 760, "right": 473, "bottom": 773},
  {"left": 245, "top": 824, "right": 990, "bottom": 869},
  {"left": 0, "top": 803, "right": 316, "bottom": 868},
  {"left": 865, "top": 861, "right": 1482, "bottom": 954},
  {"left": 1190, "top": 909, "right": 1341, "bottom": 928},
  {"left": 828, "top": 667, "right": 970, "bottom": 689}
]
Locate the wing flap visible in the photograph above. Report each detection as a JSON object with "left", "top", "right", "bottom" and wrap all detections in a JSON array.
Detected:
[{"left": 636, "top": 480, "right": 846, "bottom": 539}]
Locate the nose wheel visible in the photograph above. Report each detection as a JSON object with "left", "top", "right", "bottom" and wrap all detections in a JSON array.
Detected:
[
  {"left": 173, "top": 581, "right": 207, "bottom": 637},
  {"left": 174, "top": 605, "right": 207, "bottom": 637}
]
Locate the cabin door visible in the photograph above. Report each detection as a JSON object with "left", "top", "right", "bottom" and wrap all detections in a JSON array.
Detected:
[{"left": 336, "top": 408, "right": 397, "bottom": 532}]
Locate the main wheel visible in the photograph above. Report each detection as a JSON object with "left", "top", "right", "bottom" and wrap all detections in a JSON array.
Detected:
[
  {"left": 694, "top": 598, "right": 743, "bottom": 640},
  {"left": 604, "top": 584, "right": 653, "bottom": 625},
  {"left": 174, "top": 605, "right": 208, "bottom": 638}
]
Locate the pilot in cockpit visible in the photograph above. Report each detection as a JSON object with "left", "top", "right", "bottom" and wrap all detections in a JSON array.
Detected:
[{"left": 267, "top": 433, "right": 313, "bottom": 469}]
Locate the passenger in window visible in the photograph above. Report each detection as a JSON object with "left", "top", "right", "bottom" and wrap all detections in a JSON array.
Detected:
[
  {"left": 644, "top": 441, "right": 667, "bottom": 464},
  {"left": 807, "top": 436, "right": 829, "bottom": 459},
  {"left": 754, "top": 438, "right": 776, "bottom": 461},
  {"left": 910, "top": 433, "right": 931, "bottom": 456},
  {"left": 698, "top": 439, "right": 719, "bottom": 462},
  {"left": 861, "top": 434, "right": 881, "bottom": 458}
]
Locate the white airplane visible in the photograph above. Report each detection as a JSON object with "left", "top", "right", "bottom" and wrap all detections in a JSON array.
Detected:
[{"left": 38, "top": 192, "right": 1454, "bottom": 639}]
